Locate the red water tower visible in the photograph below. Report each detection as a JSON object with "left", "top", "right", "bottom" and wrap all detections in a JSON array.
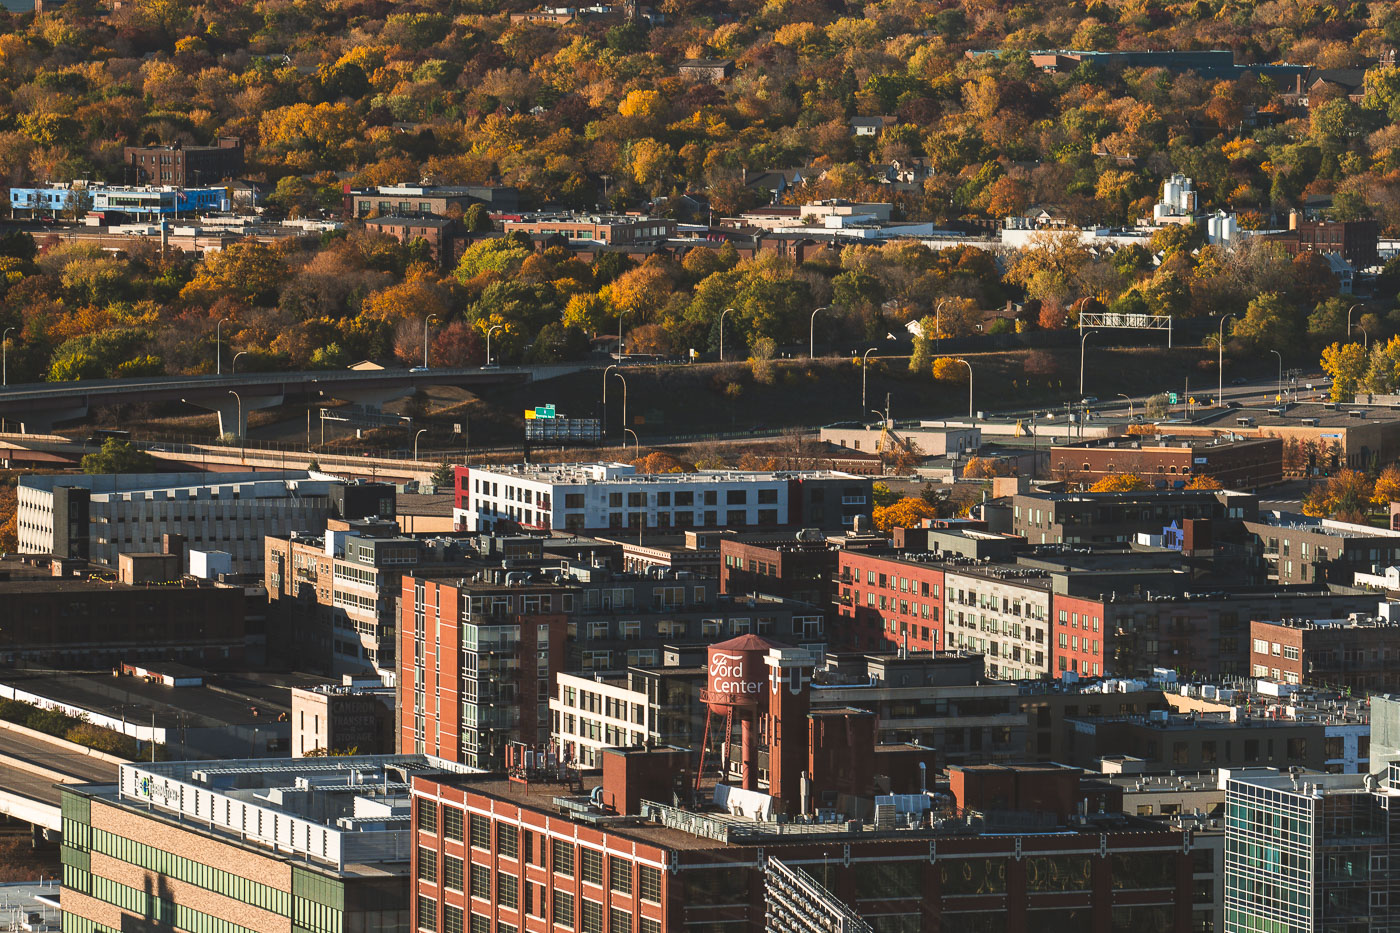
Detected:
[{"left": 699, "top": 634, "right": 775, "bottom": 792}]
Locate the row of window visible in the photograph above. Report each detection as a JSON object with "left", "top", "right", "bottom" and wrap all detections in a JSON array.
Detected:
[{"left": 91, "top": 827, "right": 291, "bottom": 916}]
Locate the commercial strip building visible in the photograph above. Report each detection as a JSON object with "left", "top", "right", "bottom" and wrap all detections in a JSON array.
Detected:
[
  {"left": 291, "top": 680, "right": 396, "bottom": 757},
  {"left": 501, "top": 213, "right": 677, "bottom": 247},
  {"left": 18, "top": 471, "right": 394, "bottom": 575},
  {"left": 60, "top": 755, "right": 479, "bottom": 933},
  {"left": 347, "top": 183, "right": 520, "bottom": 218},
  {"left": 453, "top": 463, "right": 872, "bottom": 535}
]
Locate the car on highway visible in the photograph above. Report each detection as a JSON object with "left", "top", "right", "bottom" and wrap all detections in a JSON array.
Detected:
[
  {"left": 1231, "top": 377, "right": 1247, "bottom": 385},
  {"left": 409, "top": 366, "right": 430, "bottom": 373},
  {"left": 1080, "top": 396, "right": 1098, "bottom": 406}
]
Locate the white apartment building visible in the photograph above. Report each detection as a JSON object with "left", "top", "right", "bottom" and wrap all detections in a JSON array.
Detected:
[
  {"left": 550, "top": 671, "right": 655, "bottom": 768},
  {"left": 942, "top": 567, "right": 1051, "bottom": 680},
  {"left": 17, "top": 471, "right": 367, "bottom": 575},
  {"left": 456, "top": 462, "right": 872, "bottom": 535}
]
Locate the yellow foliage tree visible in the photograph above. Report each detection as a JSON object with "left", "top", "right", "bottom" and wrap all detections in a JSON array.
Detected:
[
  {"left": 963, "top": 456, "right": 1012, "bottom": 478},
  {"left": 1303, "top": 469, "right": 1373, "bottom": 521},
  {"left": 1184, "top": 474, "right": 1224, "bottom": 490},
  {"left": 872, "top": 497, "right": 941, "bottom": 532},
  {"left": 1372, "top": 464, "right": 1400, "bottom": 507},
  {"left": 1088, "top": 473, "right": 1151, "bottom": 492},
  {"left": 932, "top": 357, "right": 968, "bottom": 383}
]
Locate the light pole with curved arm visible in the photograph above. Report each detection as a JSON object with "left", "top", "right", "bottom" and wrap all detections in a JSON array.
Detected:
[
  {"left": 624, "top": 428, "right": 639, "bottom": 460},
  {"left": 216, "top": 317, "right": 229, "bottom": 375},
  {"left": 952, "top": 358, "right": 973, "bottom": 418},
  {"left": 485, "top": 324, "right": 502, "bottom": 366},
  {"left": 2, "top": 326, "right": 14, "bottom": 386},
  {"left": 613, "top": 370, "right": 628, "bottom": 437},
  {"left": 809, "top": 306, "right": 829, "bottom": 360},
  {"left": 719, "top": 307, "right": 733, "bottom": 362},
  {"left": 1217, "top": 314, "right": 1233, "bottom": 408},
  {"left": 618, "top": 309, "right": 629, "bottom": 357},
  {"left": 1271, "top": 349, "right": 1283, "bottom": 405},
  {"left": 1079, "top": 329, "right": 1095, "bottom": 397},
  {"left": 935, "top": 298, "right": 949, "bottom": 348},
  {"left": 227, "top": 390, "right": 243, "bottom": 460},
  {"left": 1347, "top": 303, "right": 1363, "bottom": 342},
  {"left": 423, "top": 315, "right": 437, "bottom": 369},
  {"left": 861, "top": 346, "right": 878, "bottom": 411},
  {"left": 232, "top": 351, "right": 248, "bottom": 374},
  {"left": 1117, "top": 393, "right": 1133, "bottom": 419},
  {"left": 414, "top": 428, "right": 427, "bottom": 463}
]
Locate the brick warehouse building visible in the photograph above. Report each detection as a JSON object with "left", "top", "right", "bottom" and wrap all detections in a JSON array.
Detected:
[
  {"left": 411, "top": 758, "right": 1200, "bottom": 933},
  {"left": 1249, "top": 612, "right": 1400, "bottom": 691},
  {"left": 1049, "top": 435, "right": 1282, "bottom": 490}
]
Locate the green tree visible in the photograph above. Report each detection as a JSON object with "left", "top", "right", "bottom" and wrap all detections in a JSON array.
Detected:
[
  {"left": 430, "top": 460, "right": 455, "bottom": 487},
  {"left": 909, "top": 324, "right": 932, "bottom": 373},
  {"left": 82, "top": 439, "right": 158, "bottom": 474},
  {"left": 1232, "top": 292, "right": 1300, "bottom": 351}
]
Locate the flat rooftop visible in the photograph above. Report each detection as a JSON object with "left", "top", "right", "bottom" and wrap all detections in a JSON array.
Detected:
[
  {"left": 83, "top": 755, "right": 481, "bottom": 873},
  {"left": 469, "top": 462, "right": 861, "bottom": 484},
  {"left": 0, "top": 669, "right": 334, "bottom": 728}
]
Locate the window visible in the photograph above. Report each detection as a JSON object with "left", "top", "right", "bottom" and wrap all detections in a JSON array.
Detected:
[
  {"left": 444, "top": 809, "right": 464, "bottom": 842},
  {"left": 609, "top": 858, "right": 632, "bottom": 894},
  {"left": 469, "top": 814, "right": 489, "bottom": 849},
  {"left": 640, "top": 920, "right": 659, "bottom": 933},
  {"left": 639, "top": 865, "right": 661, "bottom": 904},
  {"left": 553, "top": 840, "right": 574, "bottom": 877},
  {"left": 418, "top": 847, "right": 437, "bottom": 884},
  {"left": 444, "top": 855, "right": 464, "bottom": 891},
  {"left": 582, "top": 849, "right": 603, "bottom": 885},
  {"left": 582, "top": 900, "right": 603, "bottom": 933},
  {"left": 469, "top": 864, "right": 489, "bottom": 900},
  {"left": 418, "top": 896, "right": 437, "bottom": 932},
  {"left": 610, "top": 907, "right": 631, "bottom": 933},
  {"left": 497, "top": 824, "right": 518, "bottom": 859},
  {"left": 418, "top": 800, "right": 437, "bottom": 834},
  {"left": 497, "top": 873, "right": 518, "bottom": 909},
  {"left": 553, "top": 891, "right": 574, "bottom": 928},
  {"left": 443, "top": 905, "right": 463, "bottom": 933}
]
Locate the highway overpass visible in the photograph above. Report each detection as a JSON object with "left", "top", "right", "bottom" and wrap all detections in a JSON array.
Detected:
[
  {"left": 0, "top": 363, "right": 586, "bottom": 433},
  {"left": 0, "top": 724, "right": 122, "bottom": 834}
]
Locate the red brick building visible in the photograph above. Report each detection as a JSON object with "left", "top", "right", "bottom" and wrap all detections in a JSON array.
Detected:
[
  {"left": 1051, "top": 594, "right": 1108, "bottom": 678},
  {"left": 399, "top": 573, "right": 570, "bottom": 767},
  {"left": 1049, "top": 436, "right": 1282, "bottom": 490},
  {"left": 835, "top": 550, "right": 945, "bottom": 652},
  {"left": 411, "top": 759, "right": 1198, "bottom": 933},
  {"left": 1250, "top": 615, "right": 1400, "bottom": 691},
  {"left": 718, "top": 535, "right": 836, "bottom": 607}
]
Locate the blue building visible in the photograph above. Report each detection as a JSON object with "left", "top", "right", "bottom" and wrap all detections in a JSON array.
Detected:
[{"left": 9, "top": 184, "right": 229, "bottom": 218}]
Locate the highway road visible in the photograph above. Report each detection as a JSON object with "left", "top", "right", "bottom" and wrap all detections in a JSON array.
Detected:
[{"left": 0, "top": 729, "right": 120, "bottom": 785}]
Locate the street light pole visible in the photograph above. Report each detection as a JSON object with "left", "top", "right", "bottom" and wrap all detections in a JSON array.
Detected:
[
  {"left": 935, "top": 298, "right": 948, "bottom": 349},
  {"left": 618, "top": 309, "right": 629, "bottom": 358},
  {"left": 423, "top": 314, "right": 437, "bottom": 369},
  {"left": 486, "top": 324, "right": 502, "bottom": 366},
  {"left": 624, "top": 428, "right": 639, "bottom": 460},
  {"left": 613, "top": 371, "right": 628, "bottom": 437},
  {"left": 1117, "top": 393, "right": 1133, "bottom": 419},
  {"left": 1079, "top": 329, "right": 1095, "bottom": 397},
  {"left": 809, "top": 306, "right": 829, "bottom": 360},
  {"left": 232, "top": 351, "right": 248, "bottom": 374},
  {"left": 1347, "top": 303, "right": 1363, "bottom": 342},
  {"left": 2, "top": 326, "right": 14, "bottom": 386},
  {"left": 953, "top": 358, "right": 973, "bottom": 418},
  {"left": 216, "top": 317, "right": 228, "bottom": 375},
  {"left": 1271, "top": 349, "right": 1283, "bottom": 406},
  {"left": 1217, "top": 314, "right": 1234, "bottom": 408},
  {"left": 719, "top": 307, "right": 733, "bottom": 362},
  {"left": 414, "top": 428, "right": 427, "bottom": 462},
  {"left": 227, "top": 390, "right": 243, "bottom": 460},
  {"left": 861, "top": 346, "right": 878, "bottom": 411}
]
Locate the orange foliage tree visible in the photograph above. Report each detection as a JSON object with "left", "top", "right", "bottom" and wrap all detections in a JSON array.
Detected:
[
  {"left": 1184, "top": 474, "right": 1224, "bottom": 490},
  {"left": 1088, "top": 473, "right": 1151, "bottom": 492},
  {"left": 872, "top": 497, "right": 940, "bottom": 532}
]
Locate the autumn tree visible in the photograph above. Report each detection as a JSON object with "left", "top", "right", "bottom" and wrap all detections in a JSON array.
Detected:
[
  {"left": 1373, "top": 464, "right": 1400, "bottom": 508},
  {"left": 873, "top": 497, "right": 940, "bottom": 532},
  {"left": 1321, "top": 341, "right": 1369, "bottom": 403},
  {"left": 964, "top": 456, "right": 1012, "bottom": 478},
  {"left": 1303, "top": 469, "right": 1373, "bottom": 523},
  {"left": 1088, "top": 473, "right": 1151, "bottom": 492},
  {"left": 1184, "top": 474, "right": 1224, "bottom": 490}
]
